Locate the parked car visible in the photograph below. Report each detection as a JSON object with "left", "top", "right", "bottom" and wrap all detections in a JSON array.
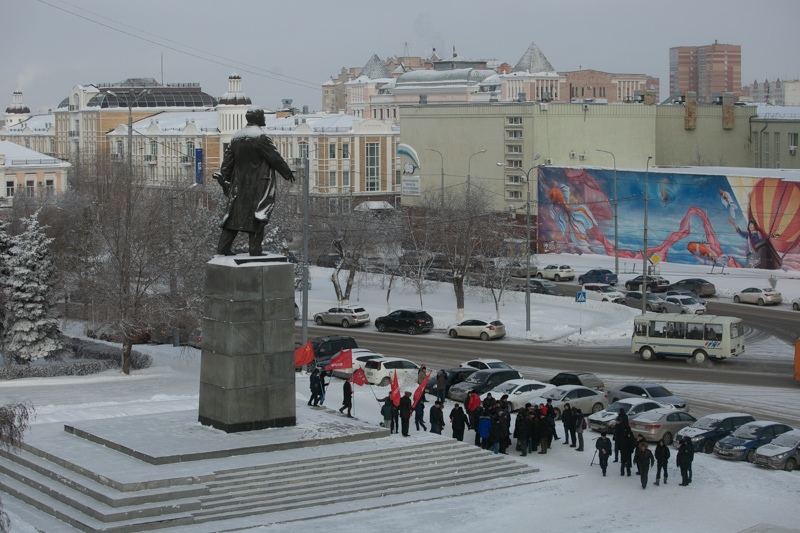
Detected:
[
  {"left": 527, "top": 385, "right": 607, "bottom": 419},
  {"left": 578, "top": 269, "right": 618, "bottom": 286},
  {"left": 714, "top": 421, "right": 795, "bottom": 462},
  {"left": 664, "top": 295, "right": 706, "bottom": 314},
  {"left": 793, "top": 298, "right": 800, "bottom": 311},
  {"left": 607, "top": 383, "right": 688, "bottom": 410},
  {"left": 548, "top": 371, "right": 605, "bottom": 391},
  {"left": 363, "top": 356, "right": 420, "bottom": 386},
  {"left": 424, "top": 367, "right": 478, "bottom": 398},
  {"left": 331, "top": 349, "right": 385, "bottom": 379},
  {"left": 674, "top": 412, "right": 757, "bottom": 453},
  {"left": 480, "top": 379, "right": 555, "bottom": 411},
  {"left": 527, "top": 279, "right": 566, "bottom": 296},
  {"left": 538, "top": 264, "right": 575, "bottom": 282},
  {"left": 583, "top": 283, "right": 625, "bottom": 303},
  {"left": 508, "top": 262, "right": 538, "bottom": 278},
  {"left": 313, "top": 306, "right": 370, "bottom": 328},
  {"left": 374, "top": 309, "right": 434, "bottom": 334},
  {"left": 752, "top": 429, "right": 800, "bottom": 471},
  {"left": 460, "top": 359, "right": 513, "bottom": 371},
  {"left": 305, "top": 335, "right": 358, "bottom": 370},
  {"left": 448, "top": 368, "right": 523, "bottom": 402},
  {"left": 624, "top": 275, "right": 671, "bottom": 292},
  {"left": 447, "top": 318, "right": 506, "bottom": 341},
  {"left": 733, "top": 287, "right": 782, "bottom": 306},
  {"left": 666, "top": 278, "right": 716, "bottom": 297},
  {"left": 587, "top": 398, "right": 666, "bottom": 433},
  {"left": 629, "top": 408, "right": 698, "bottom": 445},
  {"left": 623, "top": 291, "right": 670, "bottom": 312}
]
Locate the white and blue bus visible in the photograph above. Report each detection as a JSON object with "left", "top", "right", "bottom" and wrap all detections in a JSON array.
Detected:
[{"left": 631, "top": 313, "right": 745, "bottom": 364}]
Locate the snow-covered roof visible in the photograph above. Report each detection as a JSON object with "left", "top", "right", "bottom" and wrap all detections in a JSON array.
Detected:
[
  {"left": 360, "top": 54, "right": 392, "bottom": 80},
  {"left": 755, "top": 105, "right": 800, "bottom": 120},
  {"left": 0, "top": 140, "right": 69, "bottom": 168},
  {"left": 3, "top": 114, "right": 55, "bottom": 134},
  {"left": 514, "top": 42, "right": 556, "bottom": 73},
  {"left": 395, "top": 68, "right": 496, "bottom": 87},
  {"left": 109, "top": 111, "right": 219, "bottom": 136},
  {"left": 264, "top": 113, "right": 363, "bottom": 133}
]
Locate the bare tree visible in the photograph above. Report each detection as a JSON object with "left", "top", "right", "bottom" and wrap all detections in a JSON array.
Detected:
[{"left": 0, "top": 402, "right": 34, "bottom": 533}]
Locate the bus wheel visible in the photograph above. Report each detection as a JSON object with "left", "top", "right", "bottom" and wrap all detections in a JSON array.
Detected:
[
  {"left": 640, "top": 347, "right": 655, "bottom": 361},
  {"left": 692, "top": 350, "right": 707, "bottom": 365}
]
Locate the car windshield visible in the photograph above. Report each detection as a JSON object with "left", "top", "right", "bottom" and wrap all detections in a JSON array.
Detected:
[
  {"left": 678, "top": 297, "right": 699, "bottom": 305},
  {"left": 731, "top": 424, "right": 762, "bottom": 439},
  {"left": 607, "top": 402, "right": 631, "bottom": 413},
  {"left": 540, "top": 280, "right": 557, "bottom": 287},
  {"left": 464, "top": 373, "right": 487, "bottom": 384},
  {"left": 494, "top": 382, "right": 520, "bottom": 394},
  {"left": 543, "top": 388, "right": 566, "bottom": 400},
  {"left": 645, "top": 294, "right": 661, "bottom": 301},
  {"left": 353, "top": 308, "right": 366, "bottom": 313},
  {"left": 772, "top": 433, "right": 800, "bottom": 448},
  {"left": 693, "top": 416, "right": 722, "bottom": 430},
  {"left": 632, "top": 411, "right": 662, "bottom": 423},
  {"left": 644, "top": 386, "right": 673, "bottom": 398},
  {"left": 600, "top": 286, "right": 617, "bottom": 293}
]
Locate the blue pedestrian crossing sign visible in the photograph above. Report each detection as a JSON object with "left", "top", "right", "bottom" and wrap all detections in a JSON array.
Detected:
[{"left": 576, "top": 292, "right": 587, "bottom": 303}]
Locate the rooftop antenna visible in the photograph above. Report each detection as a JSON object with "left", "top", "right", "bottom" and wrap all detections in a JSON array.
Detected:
[{"left": 401, "top": 40, "right": 411, "bottom": 57}]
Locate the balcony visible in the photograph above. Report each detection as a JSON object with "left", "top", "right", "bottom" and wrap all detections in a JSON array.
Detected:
[
  {"left": 68, "top": 131, "right": 79, "bottom": 138},
  {"left": 144, "top": 154, "right": 157, "bottom": 164},
  {"left": 180, "top": 155, "right": 193, "bottom": 165}
]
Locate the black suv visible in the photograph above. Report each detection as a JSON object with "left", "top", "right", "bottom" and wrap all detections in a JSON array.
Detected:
[
  {"left": 549, "top": 371, "right": 605, "bottom": 390},
  {"left": 374, "top": 309, "right": 434, "bottom": 335},
  {"left": 424, "top": 367, "right": 478, "bottom": 397},
  {"left": 307, "top": 335, "right": 358, "bottom": 370},
  {"left": 447, "top": 368, "right": 524, "bottom": 402}
]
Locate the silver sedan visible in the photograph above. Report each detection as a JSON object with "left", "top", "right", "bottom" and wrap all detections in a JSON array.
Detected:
[
  {"left": 447, "top": 319, "right": 506, "bottom": 341},
  {"left": 733, "top": 287, "right": 782, "bottom": 306}
]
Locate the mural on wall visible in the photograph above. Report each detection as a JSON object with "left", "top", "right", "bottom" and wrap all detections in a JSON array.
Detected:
[{"left": 537, "top": 167, "right": 800, "bottom": 271}]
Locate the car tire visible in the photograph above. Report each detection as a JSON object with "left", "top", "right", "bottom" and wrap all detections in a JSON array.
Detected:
[
  {"left": 703, "top": 440, "right": 715, "bottom": 454},
  {"left": 379, "top": 377, "right": 390, "bottom": 387},
  {"left": 408, "top": 325, "right": 419, "bottom": 335},
  {"left": 785, "top": 458, "right": 797, "bottom": 472},
  {"left": 733, "top": 295, "right": 741, "bottom": 303},
  {"left": 794, "top": 302, "right": 800, "bottom": 311},
  {"left": 341, "top": 319, "right": 350, "bottom": 328},
  {"left": 315, "top": 317, "right": 324, "bottom": 325},
  {"left": 693, "top": 350, "right": 707, "bottom": 365},
  {"left": 640, "top": 347, "right": 655, "bottom": 362},
  {"left": 591, "top": 403, "right": 604, "bottom": 414},
  {"left": 646, "top": 305, "right": 653, "bottom": 312},
  {"left": 578, "top": 278, "right": 585, "bottom": 285},
  {"left": 757, "top": 298, "right": 765, "bottom": 306},
  {"left": 377, "top": 323, "right": 386, "bottom": 332},
  {"left": 480, "top": 332, "right": 490, "bottom": 341},
  {"left": 746, "top": 449, "right": 756, "bottom": 463},
  {"left": 553, "top": 408, "right": 562, "bottom": 420},
  {"left": 662, "top": 432, "right": 673, "bottom": 446},
  {"left": 537, "top": 272, "right": 543, "bottom": 279},
  {"left": 448, "top": 329, "right": 458, "bottom": 338},
  {"left": 554, "top": 274, "right": 561, "bottom": 282}
]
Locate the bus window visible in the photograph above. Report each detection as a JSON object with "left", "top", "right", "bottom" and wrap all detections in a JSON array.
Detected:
[
  {"left": 704, "top": 324, "right": 722, "bottom": 341},
  {"left": 634, "top": 322, "right": 647, "bottom": 337},
  {"left": 687, "top": 323, "right": 703, "bottom": 340},
  {"left": 649, "top": 320, "right": 667, "bottom": 338},
  {"left": 666, "top": 321, "right": 686, "bottom": 339},
  {"left": 730, "top": 321, "right": 743, "bottom": 338}
]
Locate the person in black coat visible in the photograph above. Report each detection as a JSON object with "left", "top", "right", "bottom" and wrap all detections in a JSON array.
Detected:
[
  {"left": 634, "top": 441, "right": 655, "bottom": 489},
  {"left": 430, "top": 401, "right": 445, "bottom": 434},
  {"left": 449, "top": 403, "right": 469, "bottom": 441},
  {"left": 595, "top": 431, "right": 613, "bottom": 476},
  {"left": 561, "top": 404, "right": 576, "bottom": 447},
  {"left": 537, "top": 410, "right": 552, "bottom": 454},
  {"left": 618, "top": 428, "right": 636, "bottom": 476},
  {"left": 414, "top": 396, "right": 427, "bottom": 431},
  {"left": 470, "top": 404, "right": 484, "bottom": 447},
  {"left": 338, "top": 377, "right": 353, "bottom": 417},
  {"left": 574, "top": 408, "right": 586, "bottom": 451},
  {"left": 399, "top": 391, "right": 413, "bottom": 437},
  {"left": 677, "top": 437, "right": 694, "bottom": 486},
  {"left": 654, "top": 438, "right": 671, "bottom": 485},
  {"left": 516, "top": 411, "right": 534, "bottom": 456},
  {"left": 308, "top": 368, "right": 322, "bottom": 406}
]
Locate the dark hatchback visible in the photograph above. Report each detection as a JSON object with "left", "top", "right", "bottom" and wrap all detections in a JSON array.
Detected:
[
  {"left": 447, "top": 368, "right": 524, "bottom": 402},
  {"left": 374, "top": 309, "right": 434, "bottom": 335},
  {"left": 667, "top": 278, "right": 716, "bottom": 297},
  {"left": 424, "top": 368, "right": 478, "bottom": 398},
  {"left": 674, "top": 412, "right": 756, "bottom": 453},
  {"left": 528, "top": 279, "right": 566, "bottom": 296},
  {"left": 578, "top": 269, "right": 618, "bottom": 286}
]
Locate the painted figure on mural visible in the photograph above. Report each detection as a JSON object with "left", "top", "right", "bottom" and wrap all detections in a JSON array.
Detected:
[
  {"left": 729, "top": 217, "right": 782, "bottom": 270},
  {"left": 214, "top": 108, "right": 295, "bottom": 256}
]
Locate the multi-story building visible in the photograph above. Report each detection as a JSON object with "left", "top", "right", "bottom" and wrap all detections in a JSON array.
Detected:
[
  {"left": 0, "top": 140, "right": 70, "bottom": 207},
  {"left": 670, "top": 41, "right": 741, "bottom": 103},
  {"left": 748, "top": 79, "right": 800, "bottom": 106},
  {"left": 561, "top": 69, "right": 658, "bottom": 104},
  {"left": 0, "top": 112, "right": 56, "bottom": 157}
]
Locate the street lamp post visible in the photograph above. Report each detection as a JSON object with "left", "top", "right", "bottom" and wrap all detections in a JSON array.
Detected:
[
  {"left": 642, "top": 156, "right": 653, "bottom": 316},
  {"left": 466, "top": 149, "right": 486, "bottom": 197},
  {"left": 499, "top": 154, "right": 540, "bottom": 332},
  {"left": 596, "top": 149, "right": 619, "bottom": 276},
  {"left": 425, "top": 148, "right": 444, "bottom": 209},
  {"left": 301, "top": 154, "right": 311, "bottom": 345}
]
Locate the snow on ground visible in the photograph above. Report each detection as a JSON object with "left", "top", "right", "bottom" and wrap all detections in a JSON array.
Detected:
[{"left": 2, "top": 252, "right": 800, "bottom": 532}]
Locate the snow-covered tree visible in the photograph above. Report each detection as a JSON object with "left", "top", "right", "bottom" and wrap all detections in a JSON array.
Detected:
[
  {"left": 2, "top": 213, "right": 64, "bottom": 363},
  {"left": 0, "top": 219, "right": 13, "bottom": 342}
]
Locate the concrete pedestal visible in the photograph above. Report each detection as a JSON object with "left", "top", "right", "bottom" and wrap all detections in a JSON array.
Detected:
[{"left": 198, "top": 255, "right": 296, "bottom": 432}]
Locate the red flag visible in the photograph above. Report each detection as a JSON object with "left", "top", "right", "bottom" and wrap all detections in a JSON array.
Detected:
[
  {"left": 412, "top": 371, "right": 432, "bottom": 409},
  {"left": 325, "top": 348, "right": 352, "bottom": 371},
  {"left": 389, "top": 370, "right": 401, "bottom": 407},
  {"left": 351, "top": 367, "right": 369, "bottom": 386},
  {"left": 294, "top": 341, "right": 314, "bottom": 368}
]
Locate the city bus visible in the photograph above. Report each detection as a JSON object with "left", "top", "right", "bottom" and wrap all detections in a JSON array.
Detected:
[{"left": 631, "top": 313, "right": 745, "bottom": 364}]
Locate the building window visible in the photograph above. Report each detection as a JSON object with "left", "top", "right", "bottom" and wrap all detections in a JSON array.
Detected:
[
  {"left": 763, "top": 132, "right": 770, "bottom": 167},
  {"left": 508, "top": 130, "right": 522, "bottom": 139},
  {"left": 329, "top": 143, "right": 336, "bottom": 159},
  {"left": 365, "top": 142, "right": 380, "bottom": 192},
  {"left": 299, "top": 141, "right": 308, "bottom": 159},
  {"left": 26, "top": 180, "right": 35, "bottom": 196},
  {"left": 396, "top": 169, "right": 401, "bottom": 185},
  {"left": 117, "top": 140, "right": 124, "bottom": 155},
  {"left": 328, "top": 198, "right": 339, "bottom": 214},
  {"left": 6, "top": 181, "right": 14, "bottom": 198},
  {"left": 329, "top": 170, "right": 337, "bottom": 188},
  {"left": 342, "top": 170, "right": 350, "bottom": 188},
  {"left": 150, "top": 140, "right": 158, "bottom": 156},
  {"left": 50, "top": 139, "right": 55, "bottom": 153},
  {"left": 753, "top": 131, "right": 759, "bottom": 167},
  {"left": 507, "top": 145, "right": 522, "bottom": 154},
  {"left": 506, "top": 160, "right": 522, "bottom": 168},
  {"left": 45, "top": 180, "right": 54, "bottom": 196},
  {"left": 507, "top": 190, "right": 522, "bottom": 200},
  {"left": 508, "top": 116, "right": 522, "bottom": 125},
  {"left": 507, "top": 174, "right": 523, "bottom": 185},
  {"left": 186, "top": 141, "right": 195, "bottom": 159},
  {"left": 775, "top": 132, "right": 781, "bottom": 168},
  {"left": 342, "top": 142, "right": 350, "bottom": 159},
  {"left": 789, "top": 133, "right": 799, "bottom": 147}
]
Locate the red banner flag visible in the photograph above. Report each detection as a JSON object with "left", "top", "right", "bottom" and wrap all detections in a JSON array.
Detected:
[
  {"left": 412, "top": 371, "right": 432, "bottom": 409},
  {"left": 294, "top": 341, "right": 314, "bottom": 368},
  {"left": 325, "top": 348, "right": 352, "bottom": 371},
  {"left": 351, "top": 367, "right": 369, "bottom": 386},
  {"left": 389, "top": 370, "right": 401, "bottom": 407}
]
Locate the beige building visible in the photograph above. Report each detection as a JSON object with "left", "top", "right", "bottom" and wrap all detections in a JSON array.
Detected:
[
  {"left": 0, "top": 140, "right": 70, "bottom": 207},
  {"left": 749, "top": 106, "right": 800, "bottom": 168}
]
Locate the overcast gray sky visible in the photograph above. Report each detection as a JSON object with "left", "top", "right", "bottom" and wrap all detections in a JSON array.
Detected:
[{"left": 5, "top": 0, "right": 800, "bottom": 114}]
